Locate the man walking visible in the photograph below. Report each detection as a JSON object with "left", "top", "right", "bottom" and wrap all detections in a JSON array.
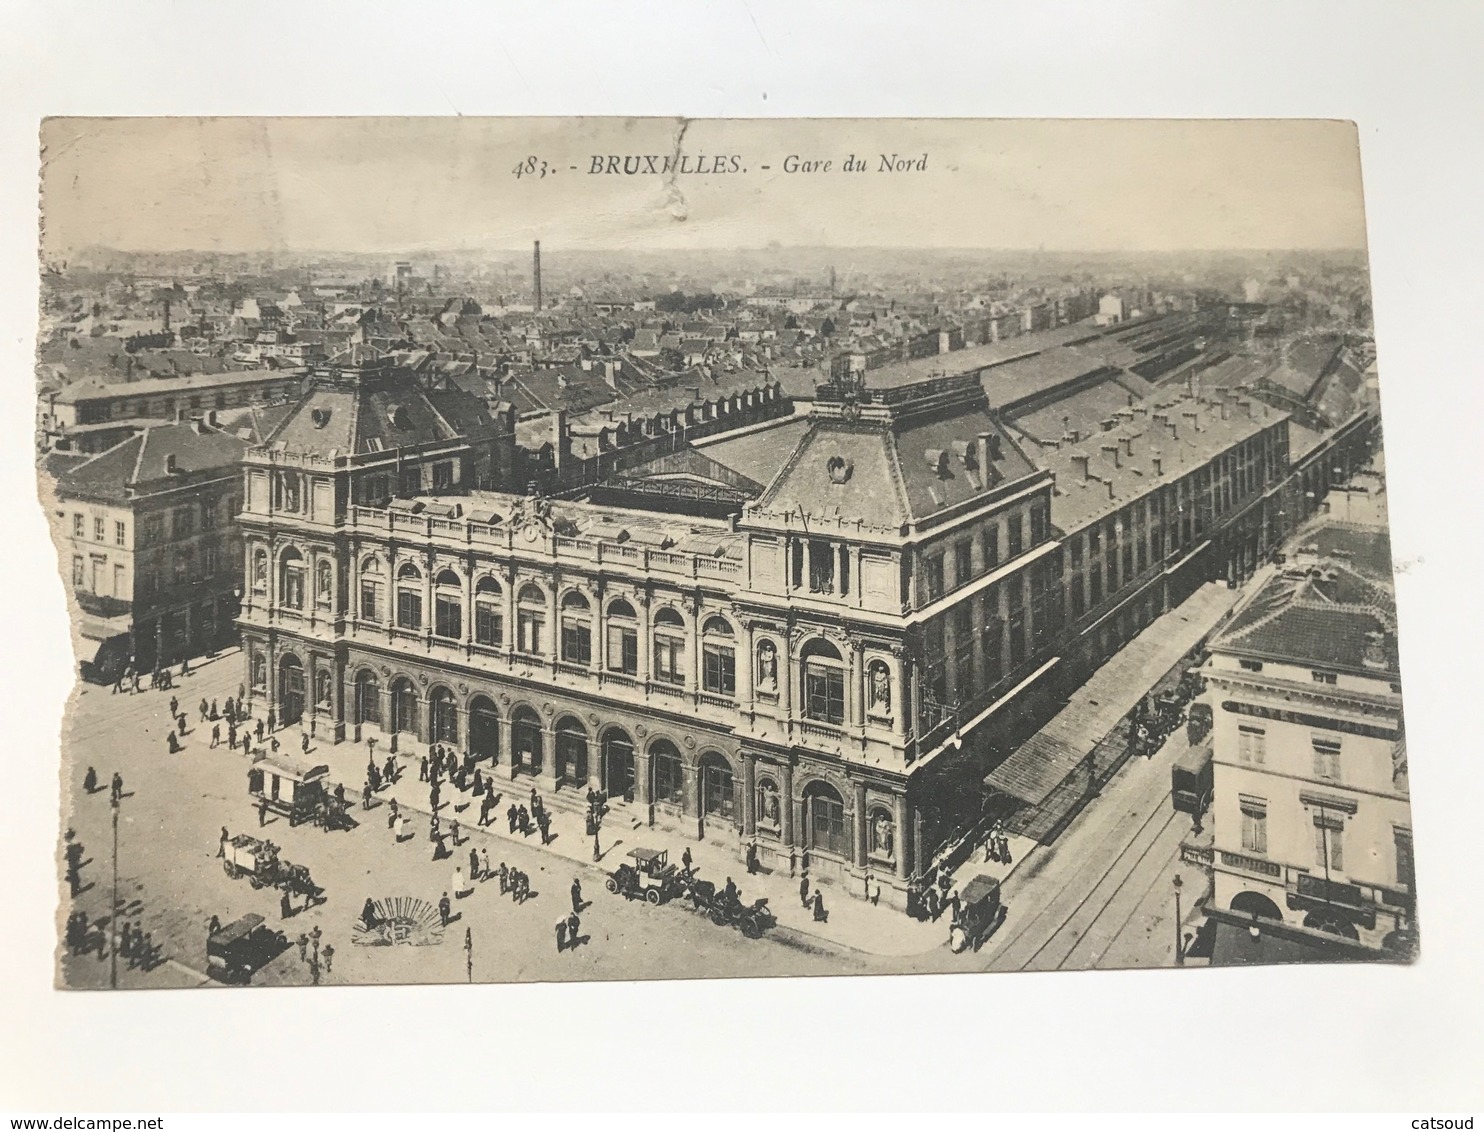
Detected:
[
  {"left": 800, "top": 876, "right": 811, "bottom": 908},
  {"left": 419, "top": 755, "right": 429, "bottom": 783},
  {"left": 210, "top": 723, "right": 220, "bottom": 749},
  {"left": 218, "top": 826, "right": 229, "bottom": 858},
  {"left": 296, "top": 933, "right": 309, "bottom": 962},
  {"left": 438, "top": 891, "right": 451, "bottom": 927},
  {"left": 555, "top": 919, "right": 566, "bottom": 953},
  {"left": 571, "top": 878, "right": 583, "bottom": 914},
  {"left": 566, "top": 911, "right": 581, "bottom": 950},
  {"left": 110, "top": 772, "right": 124, "bottom": 805},
  {"left": 322, "top": 943, "right": 334, "bottom": 974},
  {"left": 498, "top": 861, "right": 509, "bottom": 895},
  {"left": 258, "top": 796, "right": 269, "bottom": 828},
  {"left": 469, "top": 846, "right": 481, "bottom": 883},
  {"left": 537, "top": 809, "right": 550, "bottom": 846}
]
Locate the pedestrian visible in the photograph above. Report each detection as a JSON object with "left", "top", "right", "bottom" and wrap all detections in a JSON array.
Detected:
[
  {"left": 362, "top": 782, "right": 373, "bottom": 810},
  {"left": 453, "top": 865, "right": 465, "bottom": 898},
  {"left": 450, "top": 819, "right": 461, "bottom": 846},
  {"left": 498, "top": 861, "right": 509, "bottom": 894},
  {"left": 270, "top": 735, "right": 280, "bottom": 754},
  {"left": 555, "top": 919, "right": 567, "bottom": 953},
  {"left": 387, "top": 797, "right": 400, "bottom": 829},
  {"left": 199, "top": 698, "right": 209, "bottom": 721},
  {"left": 430, "top": 781, "right": 441, "bottom": 811},
  {"left": 384, "top": 756, "right": 397, "bottom": 785},
  {"left": 242, "top": 733, "right": 252, "bottom": 756},
  {"left": 950, "top": 889, "right": 962, "bottom": 923},
  {"left": 112, "top": 669, "right": 123, "bottom": 695},
  {"left": 812, "top": 891, "right": 828, "bottom": 923},
  {"left": 537, "top": 810, "right": 550, "bottom": 846},
  {"left": 208, "top": 914, "right": 221, "bottom": 936},
  {"left": 281, "top": 890, "right": 293, "bottom": 919},
  {"left": 167, "top": 731, "right": 182, "bottom": 754},
  {"left": 309, "top": 955, "right": 321, "bottom": 986},
  {"left": 869, "top": 875, "right": 881, "bottom": 905},
  {"left": 177, "top": 713, "right": 188, "bottom": 736},
  {"left": 211, "top": 723, "right": 220, "bottom": 748},
  {"left": 592, "top": 830, "right": 601, "bottom": 862},
  {"left": 297, "top": 933, "right": 309, "bottom": 962},
  {"left": 217, "top": 826, "right": 229, "bottom": 858},
  {"left": 439, "top": 892, "right": 451, "bottom": 927},
  {"left": 479, "top": 792, "right": 492, "bottom": 826},
  {"left": 566, "top": 911, "right": 581, "bottom": 949},
  {"left": 228, "top": 720, "right": 237, "bottom": 749},
  {"left": 419, "top": 756, "right": 429, "bottom": 783},
  {"left": 131, "top": 671, "right": 141, "bottom": 694},
  {"left": 800, "top": 876, "right": 811, "bottom": 908},
  {"left": 310, "top": 925, "right": 321, "bottom": 957},
  {"left": 255, "top": 719, "right": 264, "bottom": 742},
  {"left": 472, "top": 768, "right": 484, "bottom": 797},
  {"left": 180, "top": 655, "right": 192, "bottom": 677},
  {"left": 396, "top": 813, "right": 409, "bottom": 842},
  {"left": 571, "top": 878, "right": 583, "bottom": 914},
  {"left": 469, "top": 846, "right": 481, "bottom": 882},
  {"left": 83, "top": 766, "right": 98, "bottom": 794},
  {"left": 322, "top": 943, "right": 334, "bottom": 974},
  {"left": 301, "top": 732, "right": 311, "bottom": 755},
  {"left": 258, "top": 797, "right": 269, "bottom": 827},
  {"left": 517, "top": 805, "right": 530, "bottom": 836},
  {"left": 110, "top": 772, "right": 124, "bottom": 804},
  {"left": 140, "top": 932, "right": 155, "bottom": 969},
  {"left": 430, "top": 813, "right": 441, "bottom": 842},
  {"left": 681, "top": 846, "right": 693, "bottom": 873},
  {"left": 238, "top": 682, "right": 246, "bottom": 703},
  {"left": 480, "top": 847, "right": 491, "bottom": 882},
  {"left": 169, "top": 695, "right": 179, "bottom": 717},
  {"left": 745, "top": 842, "right": 759, "bottom": 875},
  {"left": 507, "top": 804, "right": 518, "bottom": 833},
  {"left": 999, "top": 834, "right": 1012, "bottom": 865},
  {"left": 267, "top": 709, "right": 276, "bottom": 732}
]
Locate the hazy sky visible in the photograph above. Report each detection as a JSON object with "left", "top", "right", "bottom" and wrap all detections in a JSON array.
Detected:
[{"left": 39, "top": 117, "right": 1369, "bottom": 259}]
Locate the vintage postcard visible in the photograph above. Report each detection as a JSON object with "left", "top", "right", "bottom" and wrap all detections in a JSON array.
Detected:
[{"left": 37, "top": 117, "right": 1411, "bottom": 988}]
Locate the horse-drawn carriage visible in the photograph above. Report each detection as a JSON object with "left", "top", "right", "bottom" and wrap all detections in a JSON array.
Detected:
[
  {"left": 222, "top": 834, "right": 321, "bottom": 903},
  {"left": 248, "top": 758, "right": 329, "bottom": 827},
  {"left": 949, "top": 874, "right": 1004, "bottom": 954},
  {"left": 680, "top": 875, "right": 776, "bottom": 939}
]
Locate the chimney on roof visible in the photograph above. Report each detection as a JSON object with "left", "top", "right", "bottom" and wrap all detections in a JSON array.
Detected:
[
  {"left": 976, "top": 432, "right": 993, "bottom": 477},
  {"left": 1071, "top": 453, "right": 1091, "bottom": 483},
  {"left": 1105, "top": 479, "right": 1115, "bottom": 500},
  {"left": 1220, "top": 401, "right": 1231, "bottom": 421},
  {"left": 1183, "top": 409, "right": 1201, "bottom": 432},
  {"left": 1101, "top": 442, "right": 1122, "bottom": 469},
  {"left": 1151, "top": 452, "right": 1164, "bottom": 477},
  {"left": 1122, "top": 435, "right": 1134, "bottom": 457}
]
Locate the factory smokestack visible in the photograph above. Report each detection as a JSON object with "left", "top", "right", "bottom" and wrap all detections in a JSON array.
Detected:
[{"left": 533, "top": 240, "right": 543, "bottom": 312}]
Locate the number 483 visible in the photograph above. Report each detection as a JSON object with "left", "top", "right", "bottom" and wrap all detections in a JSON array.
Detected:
[{"left": 512, "top": 156, "right": 548, "bottom": 179}]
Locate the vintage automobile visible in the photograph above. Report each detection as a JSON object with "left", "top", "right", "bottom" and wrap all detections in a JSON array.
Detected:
[
  {"left": 205, "top": 913, "right": 289, "bottom": 984},
  {"left": 605, "top": 847, "right": 683, "bottom": 905},
  {"left": 949, "top": 874, "right": 1004, "bottom": 954},
  {"left": 1171, "top": 742, "right": 1214, "bottom": 819},
  {"left": 682, "top": 876, "right": 776, "bottom": 938}
]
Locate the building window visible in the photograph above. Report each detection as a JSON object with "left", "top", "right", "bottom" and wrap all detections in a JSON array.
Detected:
[
  {"left": 954, "top": 540, "right": 973, "bottom": 587},
  {"left": 516, "top": 584, "right": 546, "bottom": 654},
  {"left": 359, "top": 558, "right": 384, "bottom": 622},
  {"left": 1312, "top": 670, "right": 1338, "bottom": 686},
  {"left": 72, "top": 556, "right": 84, "bottom": 587},
  {"left": 1394, "top": 828, "right": 1415, "bottom": 891},
  {"left": 1030, "top": 500, "right": 1049, "bottom": 545},
  {"left": 279, "top": 548, "right": 305, "bottom": 610},
  {"left": 1238, "top": 725, "right": 1266, "bottom": 765},
  {"left": 1312, "top": 736, "right": 1342, "bottom": 782},
  {"left": 113, "top": 563, "right": 125, "bottom": 595},
  {"left": 396, "top": 562, "right": 423, "bottom": 631},
  {"left": 398, "top": 466, "right": 421, "bottom": 497},
  {"left": 559, "top": 591, "right": 593, "bottom": 665},
  {"left": 274, "top": 473, "right": 301, "bottom": 513},
  {"left": 1314, "top": 813, "right": 1345, "bottom": 872},
  {"left": 94, "top": 516, "right": 105, "bottom": 542},
  {"left": 924, "top": 555, "right": 945, "bottom": 602},
  {"left": 983, "top": 524, "right": 1000, "bottom": 569},
  {"left": 202, "top": 501, "right": 218, "bottom": 530},
  {"left": 606, "top": 599, "right": 638, "bottom": 675},
  {"left": 802, "top": 639, "right": 846, "bottom": 724},
  {"left": 653, "top": 607, "right": 686, "bottom": 685},
  {"left": 203, "top": 546, "right": 218, "bottom": 578},
  {"left": 1240, "top": 798, "right": 1268, "bottom": 854},
  {"left": 650, "top": 741, "right": 685, "bottom": 806},
  {"left": 72, "top": 514, "right": 84, "bottom": 538},
  {"left": 953, "top": 604, "right": 975, "bottom": 692},
  {"left": 701, "top": 616, "right": 736, "bottom": 697},
  {"left": 474, "top": 576, "right": 503, "bottom": 647},
  {"left": 807, "top": 539, "right": 835, "bottom": 593},
  {"left": 431, "top": 461, "right": 454, "bottom": 491},
  {"left": 1007, "top": 514, "right": 1024, "bottom": 559},
  {"left": 115, "top": 521, "right": 126, "bottom": 547},
  {"left": 434, "top": 570, "right": 463, "bottom": 639}
]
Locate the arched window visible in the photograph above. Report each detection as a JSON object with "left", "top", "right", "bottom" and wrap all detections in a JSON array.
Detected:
[
  {"left": 653, "top": 606, "right": 686, "bottom": 686},
  {"left": 474, "top": 576, "right": 503, "bottom": 648},
  {"left": 354, "top": 669, "right": 380, "bottom": 725},
  {"left": 868, "top": 805, "right": 896, "bottom": 861},
  {"left": 279, "top": 548, "right": 305, "bottom": 610},
  {"left": 650, "top": 739, "right": 684, "bottom": 807},
  {"left": 390, "top": 677, "right": 418, "bottom": 735},
  {"left": 359, "top": 557, "right": 383, "bottom": 622},
  {"left": 801, "top": 639, "right": 846, "bottom": 724},
  {"left": 429, "top": 686, "right": 459, "bottom": 744},
  {"left": 555, "top": 716, "right": 589, "bottom": 785},
  {"left": 701, "top": 616, "right": 736, "bottom": 697},
  {"left": 606, "top": 598, "right": 638, "bottom": 675},
  {"left": 516, "top": 584, "right": 546, "bottom": 655},
  {"left": 396, "top": 561, "right": 423, "bottom": 630},
  {"left": 315, "top": 559, "right": 333, "bottom": 607},
  {"left": 560, "top": 591, "right": 592, "bottom": 665},
  {"left": 804, "top": 780, "right": 848, "bottom": 857},
  {"left": 512, "top": 706, "right": 544, "bottom": 774},
  {"left": 251, "top": 547, "right": 269, "bottom": 594},
  {"left": 434, "top": 569, "right": 462, "bottom": 639},
  {"left": 700, "top": 751, "right": 735, "bottom": 821}
]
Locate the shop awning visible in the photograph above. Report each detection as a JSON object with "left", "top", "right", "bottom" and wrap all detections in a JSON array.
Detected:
[{"left": 984, "top": 582, "right": 1239, "bottom": 806}]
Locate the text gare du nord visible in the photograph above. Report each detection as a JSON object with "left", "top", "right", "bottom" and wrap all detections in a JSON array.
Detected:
[{"left": 584, "top": 153, "right": 929, "bottom": 175}]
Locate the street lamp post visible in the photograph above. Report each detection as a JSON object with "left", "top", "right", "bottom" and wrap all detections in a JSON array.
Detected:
[
  {"left": 1172, "top": 873, "right": 1185, "bottom": 966},
  {"left": 109, "top": 793, "right": 120, "bottom": 990}
]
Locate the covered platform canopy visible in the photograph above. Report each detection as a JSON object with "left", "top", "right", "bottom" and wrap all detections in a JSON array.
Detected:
[{"left": 984, "top": 582, "right": 1239, "bottom": 806}]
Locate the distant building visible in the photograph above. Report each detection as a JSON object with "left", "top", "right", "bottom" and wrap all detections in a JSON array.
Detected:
[
  {"left": 1095, "top": 293, "right": 1126, "bottom": 326},
  {"left": 46, "top": 419, "right": 249, "bottom": 681}
]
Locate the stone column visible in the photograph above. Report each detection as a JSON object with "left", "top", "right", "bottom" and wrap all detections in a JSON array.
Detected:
[
  {"left": 637, "top": 595, "right": 653, "bottom": 691},
  {"left": 500, "top": 717, "right": 516, "bottom": 780},
  {"left": 890, "top": 650, "right": 908, "bottom": 741},
  {"left": 740, "top": 620, "right": 756, "bottom": 709},
  {"left": 779, "top": 759, "right": 796, "bottom": 859},
  {"left": 741, "top": 750, "right": 757, "bottom": 837},
  {"left": 687, "top": 603, "right": 701, "bottom": 698},
  {"left": 892, "top": 791, "right": 910, "bottom": 881},
  {"left": 847, "top": 641, "right": 863, "bottom": 730},
  {"left": 542, "top": 722, "right": 560, "bottom": 794},
  {"left": 330, "top": 653, "right": 346, "bottom": 743},
  {"left": 683, "top": 758, "right": 701, "bottom": 838},
  {"left": 853, "top": 780, "right": 868, "bottom": 869},
  {"left": 635, "top": 750, "right": 652, "bottom": 824}
]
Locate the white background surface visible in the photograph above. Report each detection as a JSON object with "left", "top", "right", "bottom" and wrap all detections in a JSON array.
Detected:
[{"left": 0, "top": 0, "right": 1480, "bottom": 1113}]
